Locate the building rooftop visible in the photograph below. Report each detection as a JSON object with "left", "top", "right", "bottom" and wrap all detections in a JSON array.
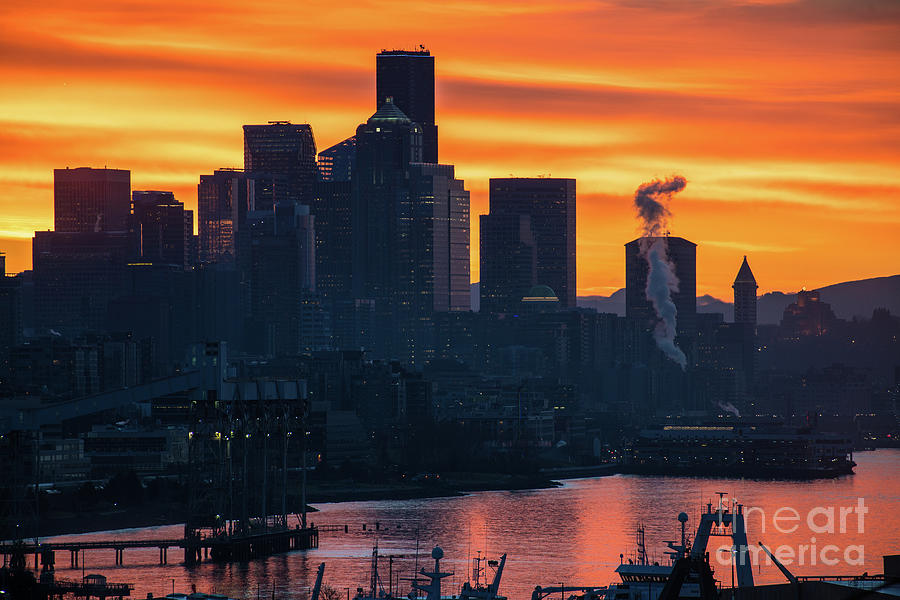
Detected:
[
  {"left": 369, "top": 98, "right": 412, "bottom": 124},
  {"left": 734, "top": 255, "right": 757, "bottom": 284}
]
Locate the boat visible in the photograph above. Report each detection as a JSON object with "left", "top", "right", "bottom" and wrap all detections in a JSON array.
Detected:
[
  {"left": 353, "top": 544, "right": 507, "bottom": 600},
  {"left": 623, "top": 423, "right": 855, "bottom": 478},
  {"left": 533, "top": 493, "right": 753, "bottom": 600}
]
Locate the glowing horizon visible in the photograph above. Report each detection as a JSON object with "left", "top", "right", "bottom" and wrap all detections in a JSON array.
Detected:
[{"left": 2, "top": 0, "right": 899, "bottom": 299}]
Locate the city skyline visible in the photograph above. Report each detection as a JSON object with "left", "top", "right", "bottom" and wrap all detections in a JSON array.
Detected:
[{"left": 2, "top": 1, "right": 900, "bottom": 299}]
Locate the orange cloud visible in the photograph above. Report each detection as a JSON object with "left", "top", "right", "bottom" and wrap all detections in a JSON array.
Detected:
[{"left": 1, "top": 0, "right": 899, "bottom": 298}]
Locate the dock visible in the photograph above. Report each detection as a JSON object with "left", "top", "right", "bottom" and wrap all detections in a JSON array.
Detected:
[{"left": 0, "top": 526, "right": 318, "bottom": 568}]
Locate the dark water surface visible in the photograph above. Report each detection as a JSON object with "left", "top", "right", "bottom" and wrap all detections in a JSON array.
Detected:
[{"left": 43, "top": 449, "right": 900, "bottom": 599}]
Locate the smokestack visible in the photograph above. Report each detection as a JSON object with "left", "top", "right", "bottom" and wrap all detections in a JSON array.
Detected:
[{"left": 633, "top": 176, "right": 688, "bottom": 369}]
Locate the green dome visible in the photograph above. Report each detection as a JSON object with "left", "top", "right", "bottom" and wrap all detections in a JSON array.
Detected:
[
  {"left": 369, "top": 98, "right": 411, "bottom": 124},
  {"left": 522, "top": 285, "right": 558, "bottom": 301}
]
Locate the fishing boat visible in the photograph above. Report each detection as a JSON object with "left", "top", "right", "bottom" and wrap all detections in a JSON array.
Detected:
[{"left": 353, "top": 544, "right": 507, "bottom": 600}]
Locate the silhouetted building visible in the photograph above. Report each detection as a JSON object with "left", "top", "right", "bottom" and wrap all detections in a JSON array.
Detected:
[
  {"left": 0, "top": 263, "right": 22, "bottom": 380},
  {"left": 352, "top": 98, "right": 422, "bottom": 358},
  {"left": 54, "top": 167, "right": 131, "bottom": 233},
  {"left": 245, "top": 203, "right": 317, "bottom": 356},
  {"left": 733, "top": 255, "right": 758, "bottom": 326},
  {"left": 481, "top": 178, "right": 576, "bottom": 312},
  {"left": 480, "top": 213, "right": 536, "bottom": 313},
  {"left": 243, "top": 122, "right": 318, "bottom": 204},
  {"left": 198, "top": 169, "right": 283, "bottom": 264},
  {"left": 317, "top": 136, "right": 356, "bottom": 183},
  {"left": 625, "top": 236, "right": 697, "bottom": 338},
  {"left": 32, "top": 231, "right": 133, "bottom": 332},
  {"left": 352, "top": 100, "right": 468, "bottom": 363},
  {"left": 409, "top": 163, "right": 471, "bottom": 313},
  {"left": 780, "top": 289, "right": 838, "bottom": 336},
  {"left": 132, "top": 191, "right": 193, "bottom": 268},
  {"left": 376, "top": 49, "right": 437, "bottom": 162}
]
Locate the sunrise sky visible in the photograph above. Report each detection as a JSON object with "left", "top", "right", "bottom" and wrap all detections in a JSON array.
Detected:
[{"left": 2, "top": 0, "right": 899, "bottom": 298}]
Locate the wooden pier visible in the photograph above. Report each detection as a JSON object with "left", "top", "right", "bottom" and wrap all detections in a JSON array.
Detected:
[{"left": 0, "top": 526, "right": 318, "bottom": 569}]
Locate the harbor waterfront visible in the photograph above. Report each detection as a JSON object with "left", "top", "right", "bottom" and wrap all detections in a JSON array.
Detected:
[{"left": 33, "top": 449, "right": 900, "bottom": 599}]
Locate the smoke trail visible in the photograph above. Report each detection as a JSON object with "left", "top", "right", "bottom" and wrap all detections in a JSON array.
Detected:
[
  {"left": 633, "top": 176, "right": 688, "bottom": 369},
  {"left": 634, "top": 176, "right": 685, "bottom": 237}
]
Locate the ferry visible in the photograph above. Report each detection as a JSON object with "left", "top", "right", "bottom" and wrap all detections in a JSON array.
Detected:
[{"left": 623, "top": 423, "right": 855, "bottom": 478}]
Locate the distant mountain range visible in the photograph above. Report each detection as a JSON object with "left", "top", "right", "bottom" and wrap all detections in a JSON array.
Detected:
[
  {"left": 471, "top": 275, "right": 900, "bottom": 325},
  {"left": 577, "top": 275, "right": 900, "bottom": 324}
]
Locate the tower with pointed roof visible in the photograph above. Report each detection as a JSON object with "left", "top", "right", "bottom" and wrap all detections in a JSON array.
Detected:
[{"left": 733, "top": 255, "right": 758, "bottom": 326}]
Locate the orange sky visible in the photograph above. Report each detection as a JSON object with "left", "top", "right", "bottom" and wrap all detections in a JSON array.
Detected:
[{"left": 2, "top": 0, "right": 899, "bottom": 298}]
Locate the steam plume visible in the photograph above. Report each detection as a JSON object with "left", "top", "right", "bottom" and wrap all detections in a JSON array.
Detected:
[
  {"left": 633, "top": 176, "right": 688, "bottom": 369},
  {"left": 634, "top": 176, "right": 686, "bottom": 237}
]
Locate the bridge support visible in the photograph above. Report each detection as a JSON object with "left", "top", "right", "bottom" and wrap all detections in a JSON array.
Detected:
[{"left": 70, "top": 549, "right": 79, "bottom": 568}]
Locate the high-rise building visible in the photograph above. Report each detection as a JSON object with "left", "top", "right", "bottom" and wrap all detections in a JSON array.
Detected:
[
  {"left": 197, "top": 169, "right": 282, "bottom": 264},
  {"left": 313, "top": 180, "right": 353, "bottom": 301},
  {"left": 245, "top": 203, "right": 317, "bottom": 356},
  {"left": 352, "top": 99, "right": 423, "bottom": 304},
  {"left": 624, "top": 236, "right": 697, "bottom": 337},
  {"left": 479, "top": 213, "right": 537, "bottom": 313},
  {"left": 317, "top": 136, "right": 356, "bottom": 183},
  {"left": 480, "top": 178, "right": 576, "bottom": 312},
  {"left": 0, "top": 259, "right": 23, "bottom": 379},
  {"left": 376, "top": 49, "right": 438, "bottom": 163},
  {"left": 733, "top": 255, "right": 758, "bottom": 326},
  {"left": 54, "top": 167, "right": 131, "bottom": 233},
  {"left": 352, "top": 99, "right": 468, "bottom": 364},
  {"left": 243, "top": 122, "right": 317, "bottom": 204},
  {"left": 408, "top": 163, "right": 471, "bottom": 314},
  {"left": 132, "top": 191, "right": 192, "bottom": 268},
  {"left": 315, "top": 137, "right": 356, "bottom": 302},
  {"left": 32, "top": 230, "right": 133, "bottom": 332}
]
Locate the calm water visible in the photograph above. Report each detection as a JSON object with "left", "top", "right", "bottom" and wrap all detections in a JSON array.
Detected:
[{"left": 40, "top": 449, "right": 900, "bottom": 599}]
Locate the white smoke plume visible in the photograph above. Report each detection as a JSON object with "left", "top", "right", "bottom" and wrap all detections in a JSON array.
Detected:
[{"left": 633, "top": 176, "right": 688, "bottom": 369}]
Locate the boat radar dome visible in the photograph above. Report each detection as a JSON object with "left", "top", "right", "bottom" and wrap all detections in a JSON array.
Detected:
[
  {"left": 432, "top": 546, "right": 444, "bottom": 560},
  {"left": 678, "top": 512, "right": 689, "bottom": 523}
]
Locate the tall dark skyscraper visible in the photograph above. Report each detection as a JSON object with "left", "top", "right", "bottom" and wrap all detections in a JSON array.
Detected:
[
  {"left": 33, "top": 230, "right": 133, "bottom": 332},
  {"left": 479, "top": 213, "right": 537, "bottom": 313},
  {"left": 733, "top": 255, "right": 758, "bottom": 326},
  {"left": 54, "top": 167, "right": 131, "bottom": 232},
  {"left": 480, "top": 178, "right": 576, "bottom": 312},
  {"left": 245, "top": 203, "right": 317, "bottom": 356},
  {"left": 408, "top": 163, "right": 471, "bottom": 314},
  {"left": 132, "top": 191, "right": 193, "bottom": 268},
  {"left": 376, "top": 49, "right": 437, "bottom": 163},
  {"left": 243, "top": 122, "right": 317, "bottom": 204},
  {"left": 625, "top": 236, "right": 697, "bottom": 337},
  {"left": 352, "top": 99, "right": 423, "bottom": 304},
  {"left": 352, "top": 99, "right": 468, "bottom": 364}
]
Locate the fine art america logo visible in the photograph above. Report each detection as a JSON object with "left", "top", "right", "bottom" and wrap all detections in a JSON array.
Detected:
[{"left": 713, "top": 498, "right": 868, "bottom": 568}]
